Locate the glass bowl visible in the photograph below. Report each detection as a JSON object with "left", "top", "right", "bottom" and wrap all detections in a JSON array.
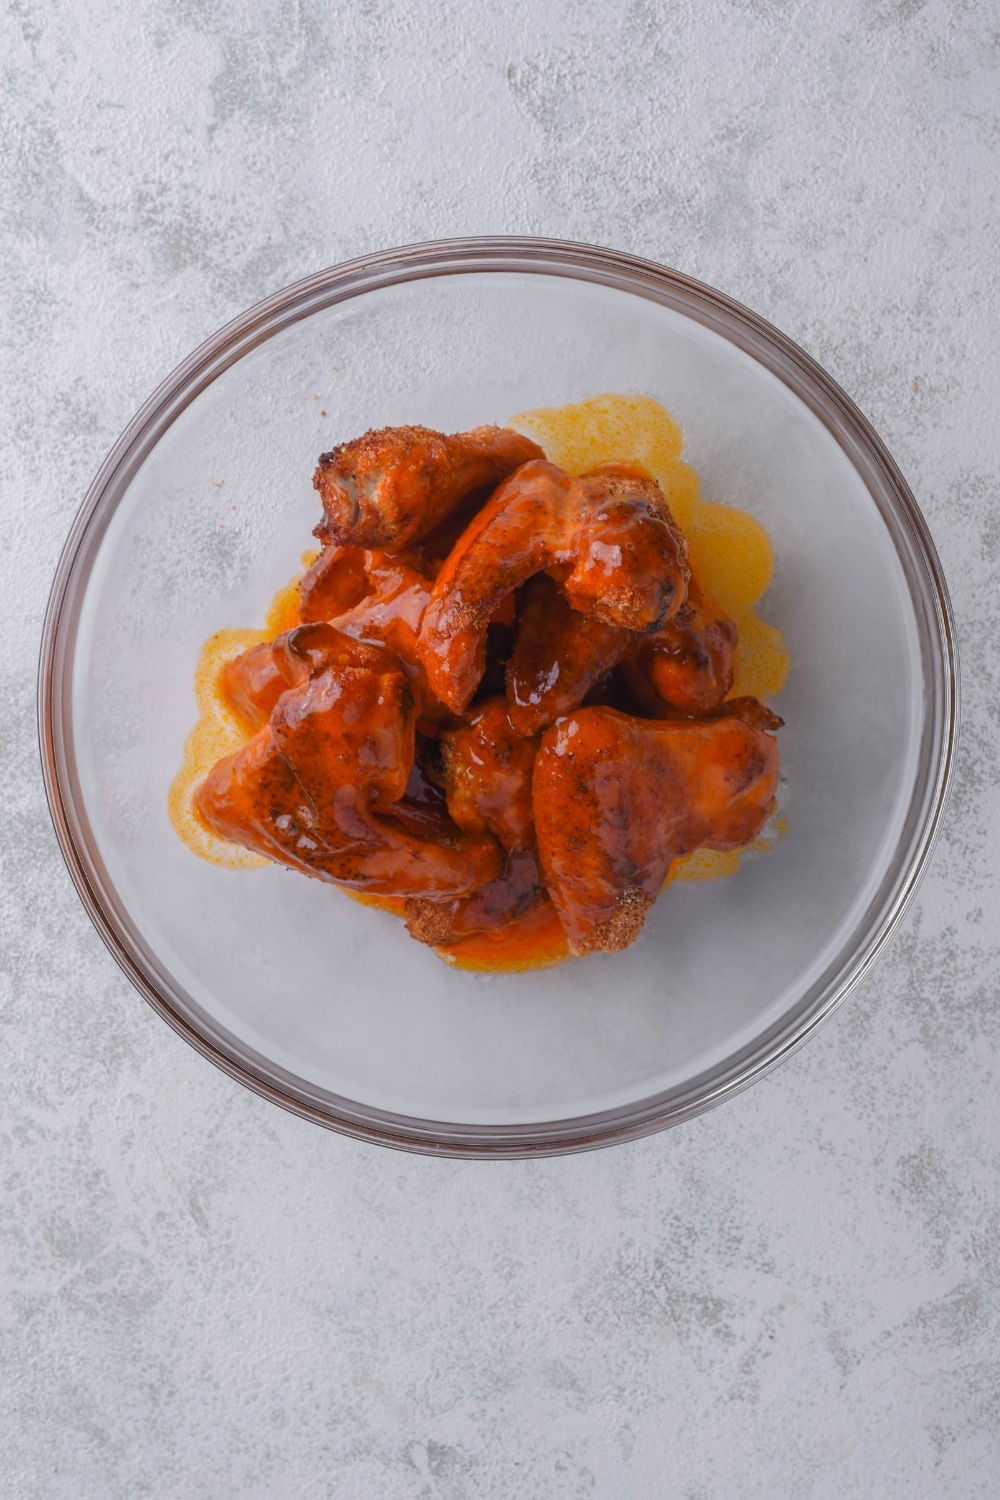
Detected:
[{"left": 39, "top": 238, "right": 958, "bottom": 1158}]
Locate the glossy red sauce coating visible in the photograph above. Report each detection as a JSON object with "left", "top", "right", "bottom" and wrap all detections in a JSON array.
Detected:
[{"left": 190, "top": 418, "right": 784, "bottom": 969}]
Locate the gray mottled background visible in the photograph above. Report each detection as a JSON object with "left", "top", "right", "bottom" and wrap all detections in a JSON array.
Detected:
[{"left": 3, "top": 1, "right": 999, "bottom": 1496}]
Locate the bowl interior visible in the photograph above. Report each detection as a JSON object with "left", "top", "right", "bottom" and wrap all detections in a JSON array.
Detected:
[{"left": 65, "top": 265, "right": 927, "bottom": 1138}]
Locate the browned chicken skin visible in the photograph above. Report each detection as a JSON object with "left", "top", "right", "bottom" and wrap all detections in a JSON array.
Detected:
[
  {"left": 418, "top": 460, "right": 689, "bottom": 713},
  {"left": 313, "top": 425, "right": 545, "bottom": 550},
  {"left": 532, "top": 705, "right": 780, "bottom": 954}
]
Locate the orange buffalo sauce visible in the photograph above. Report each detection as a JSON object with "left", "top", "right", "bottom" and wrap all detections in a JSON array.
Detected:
[
  {"left": 167, "top": 560, "right": 315, "bottom": 872},
  {"left": 169, "top": 394, "right": 789, "bottom": 973}
]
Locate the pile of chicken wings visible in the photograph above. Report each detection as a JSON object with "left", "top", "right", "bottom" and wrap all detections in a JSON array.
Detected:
[{"left": 197, "top": 424, "right": 781, "bottom": 957}]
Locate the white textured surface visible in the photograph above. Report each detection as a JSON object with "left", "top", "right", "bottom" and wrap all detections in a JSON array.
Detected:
[{"left": 2, "top": 2, "right": 998, "bottom": 1496}]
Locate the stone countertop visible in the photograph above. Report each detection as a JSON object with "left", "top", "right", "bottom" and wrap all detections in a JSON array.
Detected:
[{"left": 2, "top": 3, "right": 998, "bottom": 1496}]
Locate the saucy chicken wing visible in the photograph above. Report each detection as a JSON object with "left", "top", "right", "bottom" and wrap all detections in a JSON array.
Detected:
[
  {"left": 532, "top": 703, "right": 780, "bottom": 954},
  {"left": 506, "top": 573, "right": 634, "bottom": 736},
  {"left": 622, "top": 575, "right": 737, "bottom": 718},
  {"left": 418, "top": 460, "right": 689, "bottom": 712},
  {"left": 220, "top": 622, "right": 396, "bottom": 731},
  {"left": 404, "top": 848, "right": 548, "bottom": 946},
  {"left": 436, "top": 698, "right": 538, "bottom": 851},
  {"left": 198, "top": 664, "right": 501, "bottom": 896},
  {"left": 403, "top": 698, "right": 550, "bottom": 945},
  {"left": 313, "top": 425, "right": 545, "bottom": 550},
  {"left": 322, "top": 550, "right": 446, "bottom": 716},
  {"left": 293, "top": 545, "right": 446, "bottom": 714},
  {"left": 188, "top": 412, "right": 786, "bottom": 971},
  {"left": 503, "top": 569, "right": 736, "bottom": 733}
]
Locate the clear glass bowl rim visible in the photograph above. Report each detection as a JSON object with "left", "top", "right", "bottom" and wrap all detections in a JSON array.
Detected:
[{"left": 38, "top": 235, "right": 959, "bottom": 1159}]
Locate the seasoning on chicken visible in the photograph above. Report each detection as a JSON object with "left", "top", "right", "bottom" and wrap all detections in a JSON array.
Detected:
[
  {"left": 417, "top": 460, "right": 689, "bottom": 713},
  {"left": 404, "top": 849, "right": 548, "bottom": 946},
  {"left": 531, "top": 702, "right": 781, "bottom": 954},
  {"left": 313, "top": 424, "right": 545, "bottom": 550}
]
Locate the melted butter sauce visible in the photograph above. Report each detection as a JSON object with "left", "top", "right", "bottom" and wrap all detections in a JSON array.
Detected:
[{"left": 169, "top": 396, "right": 789, "bottom": 973}]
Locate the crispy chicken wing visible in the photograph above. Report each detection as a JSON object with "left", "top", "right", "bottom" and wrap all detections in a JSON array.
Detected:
[
  {"left": 622, "top": 576, "right": 737, "bottom": 717},
  {"left": 312, "top": 424, "right": 545, "bottom": 550},
  {"left": 532, "top": 703, "right": 780, "bottom": 953},
  {"left": 220, "top": 622, "right": 396, "bottom": 731},
  {"left": 198, "top": 664, "right": 501, "bottom": 896},
  {"left": 418, "top": 461, "right": 689, "bottom": 713},
  {"left": 402, "top": 698, "right": 550, "bottom": 944},
  {"left": 436, "top": 698, "right": 538, "bottom": 851},
  {"left": 505, "top": 574, "right": 634, "bottom": 736}
]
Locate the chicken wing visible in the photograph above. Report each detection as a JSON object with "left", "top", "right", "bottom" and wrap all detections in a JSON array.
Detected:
[
  {"left": 622, "top": 575, "right": 737, "bottom": 718},
  {"left": 505, "top": 573, "right": 634, "bottom": 736},
  {"left": 404, "top": 848, "right": 549, "bottom": 946},
  {"left": 503, "top": 569, "right": 736, "bottom": 734},
  {"left": 402, "top": 698, "right": 549, "bottom": 944},
  {"left": 312, "top": 424, "right": 545, "bottom": 550},
  {"left": 532, "top": 704, "right": 780, "bottom": 953},
  {"left": 225, "top": 550, "right": 446, "bottom": 735},
  {"left": 197, "top": 664, "right": 501, "bottom": 896},
  {"left": 298, "top": 545, "right": 370, "bottom": 623},
  {"left": 220, "top": 622, "right": 395, "bottom": 731},
  {"left": 436, "top": 698, "right": 538, "bottom": 851},
  {"left": 324, "top": 551, "right": 445, "bottom": 715},
  {"left": 418, "top": 461, "right": 688, "bottom": 712}
]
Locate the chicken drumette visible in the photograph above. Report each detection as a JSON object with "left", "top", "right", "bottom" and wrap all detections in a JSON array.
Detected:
[
  {"left": 313, "top": 424, "right": 544, "bottom": 550},
  {"left": 417, "top": 460, "right": 690, "bottom": 712},
  {"left": 199, "top": 661, "right": 500, "bottom": 897},
  {"left": 620, "top": 576, "right": 737, "bottom": 718},
  {"left": 505, "top": 570, "right": 738, "bottom": 735}
]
